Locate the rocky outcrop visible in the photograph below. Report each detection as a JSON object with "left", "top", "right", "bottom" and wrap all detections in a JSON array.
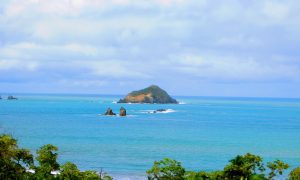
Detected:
[
  {"left": 104, "top": 108, "right": 116, "bottom": 116},
  {"left": 118, "top": 85, "right": 178, "bottom": 104},
  {"left": 153, "top": 109, "right": 167, "bottom": 113},
  {"left": 7, "top": 96, "right": 17, "bottom": 100},
  {"left": 119, "top": 107, "right": 126, "bottom": 116}
]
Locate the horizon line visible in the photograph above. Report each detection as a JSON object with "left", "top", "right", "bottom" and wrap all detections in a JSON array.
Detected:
[{"left": 0, "top": 92, "right": 300, "bottom": 100}]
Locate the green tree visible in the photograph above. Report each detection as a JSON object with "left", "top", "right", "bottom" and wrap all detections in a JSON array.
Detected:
[
  {"left": 35, "top": 144, "right": 60, "bottom": 179},
  {"left": 81, "top": 170, "right": 101, "bottom": 180},
  {"left": 184, "top": 171, "right": 225, "bottom": 180},
  {"left": 208, "top": 171, "right": 225, "bottom": 180},
  {"left": 80, "top": 169, "right": 113, "bottom": 180},
  {"left": 59, "top": 163, "right": 113, "bottom": 180},
  {"left": 224, "top": 153, "right": 265, "bottom": 180},
  {"left": 98, "top": 169, "right": 113, "bottom": 180},
  {"left": 249, "top": 174, "right": 267, "bottom": 180},
  {"left": 184, "top": 171, "right": 209, "bottom": 180},
  {"left": 1, "top": 134, "right": 113, "bottom": 180},
  {"left": 289, "top": 167, "right": 300, "bottom": 180},
  {"left": 0, "top": 134, "right": 34, "bottom": 179},
  {"left": 267, "top": 160, "right": 289, "bottom": 180},
  {"left": 59, "top": 162, "right": 81, "bottom": 180},
  {"left": 147, "top": 158, "right": 186, "bottom": 180}
]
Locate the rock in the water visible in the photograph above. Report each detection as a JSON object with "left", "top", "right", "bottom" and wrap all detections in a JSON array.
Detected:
[
  {"left": 156, "top": 109, "right": 166, "bottom": 112},
  {"left": 118, "top": 85, "right": 178, "bottom": 104},
  {"left": 104, "top": 108, "right": 116, "bottom": 116},
  {"left": 119, "top": 107, "right": 126, "bottom": 116},
  {"left": 151, "top": 109, "right": 167, "bottom": 113},
  {"left": 7, "top": 96, "right": 17, "bottom": 100}
]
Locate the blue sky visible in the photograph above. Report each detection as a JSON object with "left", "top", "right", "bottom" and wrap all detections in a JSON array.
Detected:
[{"left": 0, "top": 0, "right": 300, "bottom": 97}]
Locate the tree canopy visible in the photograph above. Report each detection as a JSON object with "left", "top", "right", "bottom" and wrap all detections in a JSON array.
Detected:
[
  {"left": 0, "top": 134, "right": 112, "bottom": 180},
  {"left": 147, "top": 158, "right": 185, "bottom": 180},
  {"left": 0, "top": 134, "right": 33, "bottom": 179},
  {"left": 147, "top": 154, "right": 293, "bottom": 180},
  {"left": 1, "top": 134, "right": 300, "bottom": 180},
  {"left": 289, "top": 167, "right": 300, "bottom": 180}
]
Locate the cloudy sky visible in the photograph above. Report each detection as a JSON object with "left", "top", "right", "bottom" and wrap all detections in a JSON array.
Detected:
[{"left": 1, "top": 0, "right": 300, "bottom": 97}]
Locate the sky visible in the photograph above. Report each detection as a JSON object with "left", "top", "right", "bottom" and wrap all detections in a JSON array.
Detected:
[{"left": 0, "top": 0, "right": 300, "bottom": 97}]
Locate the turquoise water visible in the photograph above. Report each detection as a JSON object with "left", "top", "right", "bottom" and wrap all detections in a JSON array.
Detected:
[{"left": 0, "top": 95, "right": 300, "bottom": 179}]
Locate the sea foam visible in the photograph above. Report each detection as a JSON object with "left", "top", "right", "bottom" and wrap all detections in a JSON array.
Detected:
[{"left": 140, "top": 109, "right": 176, "bottom": 114}]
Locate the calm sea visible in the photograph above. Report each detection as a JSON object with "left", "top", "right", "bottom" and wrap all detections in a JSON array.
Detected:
[{"left": 0, "top": 94, "right": 300, "bottom": 179}]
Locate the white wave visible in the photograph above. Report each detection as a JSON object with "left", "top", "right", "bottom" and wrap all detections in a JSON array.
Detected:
[
  {"left": 159, "top": 109, "right": 176, "bottom": 113},
  {"left": 98, "top": 114, "right": 116, "bottom": 116},
  {"left": 140, "top": 109, "right": 176, "bottom": 114},
  {"left": 179, "top": 102, "right": 187, "bottom": 104},
  {"left": 98, "top": 114, "right": 137, "bottom": 117},
  {"left": 140, "top": 110, "right": 155, "bottom": 114},
  {"left": 125, "top": 115, "right": 137, "bottom": 117},
  {"left": 112, "top": 101, "right": 117, "bottom": 104}
]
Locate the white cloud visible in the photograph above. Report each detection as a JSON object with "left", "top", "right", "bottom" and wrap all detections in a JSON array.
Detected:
[
  {"left": 0, "top": 60, "right": 18, "bottom": 70},
  {"left": 0, "top": 59, "right": 39, "bottom": 71},
  {"left": 58, "top": 79, "right": 108, "bottom": 87},
  {"left": 2, "top": 0, "right": 194, "bottom": 18},
  {"left": 216, "top": 35, "right": 262, "bottom": 47},
  {"left": 0, "top": 42, "right": 117, "bottom": 60},
  {"left": 1, "top": 0, "right": 300, "bottom": 95},
  {"left": 211, "top": 0, "right": 242, "bottom": 22},
  {"left": 167, "top": 53, "right": 300, "bottom": 82},
  {"left": 82, "top": 60, "right": 151, "bottom": 79},
  {"left": 64, "top": 43, "right": 99, "bottom": 56},
  {"left": 263, "top": 1, "right": 289, "bottom": 21}
]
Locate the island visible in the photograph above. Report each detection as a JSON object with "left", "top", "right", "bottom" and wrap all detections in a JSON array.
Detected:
[{"left": 118, "top": 85, "right": 178, "bottom": 104}]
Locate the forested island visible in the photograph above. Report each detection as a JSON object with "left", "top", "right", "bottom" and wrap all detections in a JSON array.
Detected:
[
  {"left": 1, "top": 134, "right": 300, "bottom": 180},
  {"left": 118, "top": 85, "right": 178, "bottom": 104}
]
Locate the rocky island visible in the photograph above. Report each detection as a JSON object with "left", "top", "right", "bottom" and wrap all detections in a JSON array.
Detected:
[{"left": 118, "top": 85, "right": 178, "bottom": 104}]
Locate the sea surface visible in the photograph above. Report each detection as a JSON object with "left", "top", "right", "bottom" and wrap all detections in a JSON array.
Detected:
[{"left": 0, "top": 94, "right": 300, "bottom": 179}]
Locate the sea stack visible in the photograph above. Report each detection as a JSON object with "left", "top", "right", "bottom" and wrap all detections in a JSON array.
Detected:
[
  {"left": 118, "top": 85, "right": 178, "bottom": 104},
  {"left": 119, "top": 107, "right": 126, "bottom": 116},
  {"left": 104, "top": 108, "right": 116, "bottom": 116}
]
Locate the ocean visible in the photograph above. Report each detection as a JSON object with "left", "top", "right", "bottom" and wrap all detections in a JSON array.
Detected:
[{"left": 0, "top": 94, "right": 300, "bottom": 179}]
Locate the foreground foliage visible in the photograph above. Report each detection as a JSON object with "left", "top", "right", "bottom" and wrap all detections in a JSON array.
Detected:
[
  {"left": 1, "top": 134, "right": 300, "bottom": 180},
  {"left": 0, "top": 134, "right": 112, "bottom": 180},
  {"left": 0, "top": 134, "right": 33, "bottom": 179},
  {"left": 289, "top": 167, "right": 300, "bottom": 180},
  {"left": 147, "top": 158, "right": 185, "bottom": 180},
  {"left": 147, "top": 154, "right": 295, "bottom": 180}
]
